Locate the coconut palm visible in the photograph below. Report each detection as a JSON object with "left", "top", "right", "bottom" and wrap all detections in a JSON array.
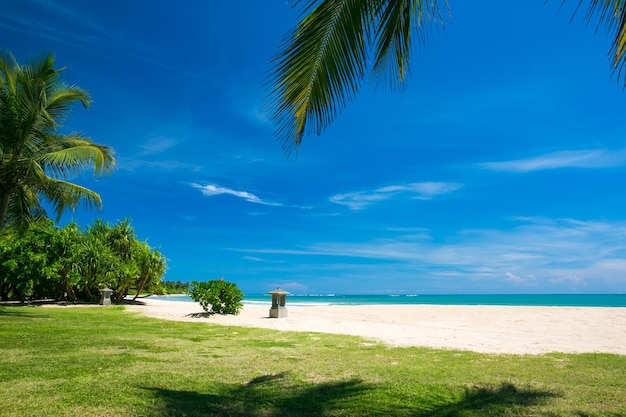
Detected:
[
  {"left": 0, "top": 51, "right": 116, "bottom": 231},
  {"left": 267, "top": 0, "right": 626, "bottom": 154}
]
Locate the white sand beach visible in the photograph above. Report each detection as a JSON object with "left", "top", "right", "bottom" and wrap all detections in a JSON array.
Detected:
[{"left": 124, "top": 298, "right": 626, "bottom": 355}]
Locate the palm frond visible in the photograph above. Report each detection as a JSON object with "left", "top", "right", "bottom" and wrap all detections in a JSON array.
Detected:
[
  {"left": 0, "top": 51, "right": 18, "bottom": 95},
  {"left": 37, "top": 177, "right": 103, "bottom": 222},
  {"left": 267, "top": 0, "right": 446, "bottom": 154},
  {"left": 45, "top": 84, "right": 91, "bottom": 123},
  {"left": 371, "top": 0, "right": 447, "bottom": 89},
  {"left": 268, "top": 0, "right": 371, "bottom": 155},
  {"left": 4, "top": 184, "right": 46, "bottom": 232},
  {"left": 39, "top": 135, "right": 116, "bottom": 178},
  {"left": 581, "top": 0, "right": 626, "bottom": 80}
]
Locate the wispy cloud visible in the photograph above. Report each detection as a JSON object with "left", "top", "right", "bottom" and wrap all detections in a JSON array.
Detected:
[
  {"left": 330, "top": 182, "right": 462, "bottom": 210},
  {"left": 0, "top": 3, "right": 99, "bottom": 52},
  {"left": 191, "top": 183, "right": 281, "bottom": 206},
  {"left": 244, "top": 256, "right": 268, "bottom": 262},
  {"left": 480, "top": 149, "right": 626, "bottom": 172},
  {"left": 505, "top": 272, "right": 537, "bottom": 286},
  {"left": 237, "top": 217, "right": 626, "bottom": 292},
  {"left": 3, "top": 0, "right": 181, "bottom": 72}
]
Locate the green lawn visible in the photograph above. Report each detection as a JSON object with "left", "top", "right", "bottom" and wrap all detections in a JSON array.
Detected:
[{"left": 0, "top": 305, "right": 624, "bottom": 416}]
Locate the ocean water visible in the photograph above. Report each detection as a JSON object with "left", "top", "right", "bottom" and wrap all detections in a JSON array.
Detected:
[{"left": 153, "top": 293, "right": 626, "bottom": 307}]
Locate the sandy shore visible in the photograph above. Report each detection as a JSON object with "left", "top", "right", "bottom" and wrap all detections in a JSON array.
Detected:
[{"left": 124, "top": 298, "right": 626, "bottom": 355}]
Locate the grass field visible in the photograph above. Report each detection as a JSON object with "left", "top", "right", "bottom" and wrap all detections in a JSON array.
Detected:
[{"left": 0, "top": 305, "right": 624, "bottom": 416}]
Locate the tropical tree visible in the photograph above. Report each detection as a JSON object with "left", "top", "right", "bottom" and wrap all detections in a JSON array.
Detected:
[
  {"left": 132, "top": 240, "right": 167, "bottom": 300},
  {"left": 0, "top": 51, "right": 116, "bottom": 231},
  {"left": 75, "top": 225, "right": 117, "bottom": 301},
  {"left": 267, "top": 0, "right": 626, "bottom": 153},
  {"left": 106, "top": 218, "right": 135, "bottom": 263},
  {"left": 0, "top": 218, "right": 167, "bottom": 303},
  {"left": 0, "top": 220, "right": 59, "bottom": 302},
  {"left": 0, "top": 220, "right": 81, "bottom": 302},
  {"left": 100, "top": 218, "right": 137, "bottom": 303},
  {"left": 53, "top": 222, "right": 83, "bottom": 302},
  {"left": 76, "top": 219, "right": 167, "bottom": 303}
]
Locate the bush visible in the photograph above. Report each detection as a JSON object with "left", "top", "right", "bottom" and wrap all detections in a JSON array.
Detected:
[{"left": 188, "top": 279, "right": 244, "bottom": 315}]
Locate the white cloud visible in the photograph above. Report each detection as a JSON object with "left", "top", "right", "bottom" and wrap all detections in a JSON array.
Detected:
[
  {"left": 406, "top": 182, "right": 464, "bottom": 200},
  {"left": 480, "top": 149, "right": 626, "bottom": 172},
  {"left": 505, "top": 272, "right": 537, "bottom": 286},
  {"left": 191, "top": 183, "right": 281, "bottom": 206},
  {"left": 594, "top": 259, "right": 626, "bottom": 270},
  {"left": 244, "top": 256, "right": 264, "bottom": 262},
  {"left": 237, "top": 217, "right": 626, "bottom": 291},
  {"left": 330, "top": 191, "right": 389, "bottom": 210},
  {"left": 330, "top": 182, "right": 462, "bottom": 210},
  {"left": 549, "top": 275, "right": 588, "bottom": 287}
]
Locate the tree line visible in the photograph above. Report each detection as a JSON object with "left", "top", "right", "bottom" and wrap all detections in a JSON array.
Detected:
[
  {"left": 161, "top": 280, "right": 190, "bottom": 294},
  {"left": 0, "top": 219, "right": 166, "bottom": 304}
]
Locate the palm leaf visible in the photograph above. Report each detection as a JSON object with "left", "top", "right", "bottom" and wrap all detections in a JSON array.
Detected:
[
  {"left": 4, "top": 184, "right": 47, "bottom": 232},
  {"left": 0, "top": 51, "right": 18, "bottom": 95},
  {"left": 371, "top": 0, "right": 446, "bottom": 89},
  {"left": 37, "top": 177, "right": 103, "bottom": 222},
  {"left": 267, "top": 0, "right": 446, "bottom": 154},
  {"left": 39, "top": 135, "right": 116, "bottom": 178},
  {"left": 579, "top": 0, "right": 626, "bottom": 78},
  {"left": 268, "top": 0, "right": 371, "bottom": 155},
  {"left": 45, "top": 85, "right": 91, "bottom": 123}
]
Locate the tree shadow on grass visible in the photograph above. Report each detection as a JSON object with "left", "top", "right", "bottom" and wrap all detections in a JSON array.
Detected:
[
  {"left": 145, "top": 375, "right": 560, "bottom": 417},
  {"left": 146, "top": 372, "right": 368, "bottom": 417},
  {"left": 415, "top": 382, "right": 560, "bottom": 417}
]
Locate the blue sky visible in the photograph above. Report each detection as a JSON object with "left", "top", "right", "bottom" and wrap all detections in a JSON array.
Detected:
[{"left": 3, "top": 1, "right": 626, "bottom": 294}]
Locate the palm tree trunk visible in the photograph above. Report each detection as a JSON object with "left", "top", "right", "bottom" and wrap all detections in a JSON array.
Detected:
[{"left": 133, "top": 274, "right": 149, "bottom": 301}]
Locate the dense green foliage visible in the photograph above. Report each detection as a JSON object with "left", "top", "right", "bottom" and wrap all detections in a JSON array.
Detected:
[
  {"left": 189, "top": 279, "right": 243, "bottom": 314},
  {"left": 0, "top": 305, "right": 624, "bottom": 416},
  {"left": 0, "top": 219, "right": 166, "bottom": 303},
  {"left": 0, "top": 51, "right": 116, "bottom": 231}
]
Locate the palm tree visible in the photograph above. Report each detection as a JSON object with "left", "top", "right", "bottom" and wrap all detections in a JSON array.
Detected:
[
  {"left": 132, "top": 240, "right": 167, "bottom": 301},
  {"left": 75, "top": 230, "right": 116, "bottom": 301},
  {"left": 0, "top": 51, "right": 116, "bottom": 231},
  {"left": 107, "top": 218, "right": 135, "bottom": 262},
  {"left": 267, "top": 0, "right": 626, "bottom": 154}
]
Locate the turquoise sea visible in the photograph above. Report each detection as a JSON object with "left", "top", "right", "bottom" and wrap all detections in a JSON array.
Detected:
[{"left": 153, "top": 293, "right": 626, "bottom": 307}]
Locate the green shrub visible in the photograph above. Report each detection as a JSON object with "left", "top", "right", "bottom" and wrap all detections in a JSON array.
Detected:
[{"left": 189, "top": 279, "right": 244, "bottom": 314}]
